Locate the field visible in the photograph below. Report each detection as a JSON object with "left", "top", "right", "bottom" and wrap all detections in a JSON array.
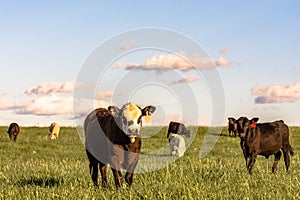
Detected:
[{"left": 0, "top": 125, "right": 300, "bottom": 199}]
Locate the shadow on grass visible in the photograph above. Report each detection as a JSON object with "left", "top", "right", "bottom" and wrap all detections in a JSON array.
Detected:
[{"left": 16, "top": 176, "right": 64, "bottom": 187}]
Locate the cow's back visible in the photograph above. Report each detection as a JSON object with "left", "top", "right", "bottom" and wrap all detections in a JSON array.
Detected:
[
  {"left": 8, "top": 123, "right": 19, "bottom": 133},
  {"left": 255, "top": 121, "right": 288, "bottom": 155}
]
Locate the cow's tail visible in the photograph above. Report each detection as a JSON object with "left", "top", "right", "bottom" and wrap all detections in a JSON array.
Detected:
[{"left": 289, "top": 145, "right": 295, "bottom": 156}]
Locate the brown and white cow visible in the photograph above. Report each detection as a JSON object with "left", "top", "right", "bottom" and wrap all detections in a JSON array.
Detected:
[
  {"left": 228, "top": 117, "right": 238, "bottom": 137},
  {"left": 237, "top": 117, "right": 294, "bottom": 174},
  {"left": 7, "top": 123, "right": 20, "bottom": 142},
  {"left": 49, "top": 122, "right": 60, "bottom": 140},
  {"left": 167, "top": 121, "right": 190, "bottom": 140},
  {"left": 84, "top": 102, "right": 156, "bottom": 188}
]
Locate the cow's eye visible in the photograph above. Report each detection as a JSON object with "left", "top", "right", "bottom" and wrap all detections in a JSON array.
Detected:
[{"left": 122, "top": 117, "right": 128, "bottom": 125}]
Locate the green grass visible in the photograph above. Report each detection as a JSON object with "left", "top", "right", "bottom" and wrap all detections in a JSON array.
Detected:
[{"left": 0, "top": 126, "right": 300, "bottom": 199}]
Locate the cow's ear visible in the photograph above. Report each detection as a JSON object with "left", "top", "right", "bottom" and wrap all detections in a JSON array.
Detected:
[
  {"left": 228, "top": 117, "right": 236, "bottom": 122},
  {"left": 251, "top": 117, "right": 259, "bottom": 123},
  {"left": 108, "top": 106, "right": 120, "bottom": 117},
  {"left": 142, "top": 106, "right": 156, "bottom": 116}
]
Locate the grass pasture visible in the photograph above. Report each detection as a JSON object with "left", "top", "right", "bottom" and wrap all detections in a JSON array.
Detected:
[{"left": 0, "top": 125, "right": 300, "bottom": 199}]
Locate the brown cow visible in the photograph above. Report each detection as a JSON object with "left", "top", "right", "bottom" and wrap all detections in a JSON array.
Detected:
[
  {"left": 84, "top": 102, "right": 156, "bottom": 188},
  {"left": 7, "top": 123, "right": 20, "bottom": 142},
  {"left": 237, "top": 117, "right": 294, "bottom": 174},
  {"left": 228, "top": 117, "right": 238, "bottom": 137}
]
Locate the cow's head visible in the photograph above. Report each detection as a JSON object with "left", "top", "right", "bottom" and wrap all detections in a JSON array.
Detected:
[
  {"left": 237, "top": 117, "right": 259, "bottom": 138},
  {"left": 49, "top": 133, "right": 58, "bottom": 140},
  {"left": 228, "top": 117, "right": 237, "bottom": 126},
  {"left": 108, "top": 102, "right": 156, "bottom": 142}
]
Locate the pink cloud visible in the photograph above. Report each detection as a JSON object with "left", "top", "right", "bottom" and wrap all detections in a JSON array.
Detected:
[
  {"left": 25, "top": 81, "right": 90, "bottom": 96},
  {"left": 251, "top": 82, "right": 300, "bottom": 103},
  {"left": 215, "top": 57, "right": 230, "bottom": 66},
  {"left": 113, "top": 61, "right": 123, "bottom": 69},
  {"left": 120, "top": 40, "right": 136, "bottom": 53},
  {"left": 220, "top": 48, "right": 230, "bottom": 55},
  {"left": 171, "top": 76, "right": 199, "bottom": 85},
  {"left": 97, "top": 91, "right": 114, "bottom": 100},
  {"left": 125, "top": 53, "right": 232, "bottom": 72}
]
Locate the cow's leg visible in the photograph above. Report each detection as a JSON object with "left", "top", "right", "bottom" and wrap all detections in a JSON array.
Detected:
[
  {"left": 272, "top": 151, "right": 282, "bottom": 173},
  {"left": 111, "top": 168, "right": 123, "bottom": 188},
  {"left": 124, "top": 151, "right": 139, "bottom": 187},
  {"left": 282, "top": 147, "right": 291, "bottom": 173},
  {"left": 90, "top": 162, "right": 99, "bottom": 187},
  {"left": 247, "top": 154, "right": 257, "bottom": 175},
  {"left": 125, "top": 172, "right": 134, "bottom": 186},
  {"left": 99, "top": 162, "right": 108, "bottom": 187},
  {"left": 86, "top": 150, "right": 99, "bottom": 187}
]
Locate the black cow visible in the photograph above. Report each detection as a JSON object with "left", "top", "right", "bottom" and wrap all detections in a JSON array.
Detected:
[
  {"left": 167, "top": 121, "right": 191, "bottom": 140},
  {"left": 228, "top": 117, "right": 238, "bottom": 137},
  {"left": 7, "top": 123, "right": 20, "bottom": 142},
  {"left": 84, "top": 102, "right": 156, "bottom": 188},
  {"left": 237, "top": 117, "right": 294, "bottom": 174}
]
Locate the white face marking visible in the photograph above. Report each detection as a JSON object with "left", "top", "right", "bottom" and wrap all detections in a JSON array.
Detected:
[{"left": 121, "top": 103, "right": 142, "bottom": 135}]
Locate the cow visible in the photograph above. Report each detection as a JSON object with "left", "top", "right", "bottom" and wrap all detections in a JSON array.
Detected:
[
  {"left": 228, "top": 117, "right": 238, "bottom": 137},
  {"left": 236, "top": 116, "right": 294, "bottom": 174},
  {"left": 167, "top": 121, "right": 190, "bottom": 140},
  {"left": 169, "top": 133, "right": 186, "bottom": 157},
  {"left": 7, "top": 123, "right": 20, "bottom": 142},
  {"left": 84, "top": 102, "right": 156, "bottom": 188},
  {"left": 49, "top": 122, "right": 60, "bottom": 140}
]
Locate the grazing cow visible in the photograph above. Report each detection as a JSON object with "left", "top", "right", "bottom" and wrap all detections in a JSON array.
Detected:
[
  {"left": 169, "top": 134, "right": 186, "bottom": 157},
  {"left": 237, "top": 117, "right": 294, "bottom": 174},
  {"left": 84, "top": 102, "right": 156, "bottom": 188},
  {"left": 7, "top": 123, "right": 20, "bottom": 142},
  {"left": 228, "top": 117, "right": 238, "bottom": 137},
  {"left": 167, "top": 121, "right": 190, "bottom": 140},
  {"left": 49, "top": 122, "right": 60, "bottom": 140}
]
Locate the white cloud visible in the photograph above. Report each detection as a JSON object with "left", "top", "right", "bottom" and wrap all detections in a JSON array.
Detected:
[
  {"left": 251, "top": 82, "right": 300, "bottom": 103},
  {"left": 125, "top": 53, "right": 232, "bottom": 72},
  {"left": 16, "top": 94, "right": 73, "bottom": 115}
]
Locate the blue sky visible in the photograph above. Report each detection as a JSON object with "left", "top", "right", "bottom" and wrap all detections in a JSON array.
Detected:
[{"left": 0, "top": 1, "right": 299, "bottom": 126}]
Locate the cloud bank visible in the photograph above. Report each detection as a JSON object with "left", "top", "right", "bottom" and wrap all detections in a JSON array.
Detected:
[
  {"left": 125, "top": 53, "right": 231, "bottom": 72},
  {"left": 251, "top": 82, "right": 300, "bottom": 103},
  {"left": 0, "top": 81, "right": 111, "bottom": 117},
  {"left": 25, "top": 81, "right": 78, "bottom": 95}
]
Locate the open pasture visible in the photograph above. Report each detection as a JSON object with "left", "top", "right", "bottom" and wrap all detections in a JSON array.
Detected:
[{"left": 0, "top": 126, "right": 300, "bottom": 199}]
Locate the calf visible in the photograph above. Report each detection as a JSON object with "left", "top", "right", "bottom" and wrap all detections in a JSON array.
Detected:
[
  {"left": 228, "top": 117, "right": 238, "bottom": 137},
  {"left": 237, "top": 117, "right": 294, "bottom": 174},
  {"left": 49, "top": 122, "right": 60, "bottom": 140},
  {"left": 169, "top": 134, "right": 186, "bottom": 157},
  {"left": 167, "top": 121, "right": 190, "bottom": 140},
  {"left": 84, "top": 102, "right": 156, "bottom": 188},
  {"left": 7, "top": 123, "right": 20, "bottom": 142}
]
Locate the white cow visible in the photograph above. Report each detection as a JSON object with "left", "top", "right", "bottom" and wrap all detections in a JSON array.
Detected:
[
  {"left": 169, "top": 133, "right": 186, "bottom": 157},
  {"left": 49, "top": 122, "right": 60, "bottom": 140}
]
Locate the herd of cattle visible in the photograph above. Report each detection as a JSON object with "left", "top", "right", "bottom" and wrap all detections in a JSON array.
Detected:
[
  {"left": 3, "top": 102, "right": 295, "bottom": 189},
  {"left": 5, "top": 122, "right": 60, "bottom": 142}
]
